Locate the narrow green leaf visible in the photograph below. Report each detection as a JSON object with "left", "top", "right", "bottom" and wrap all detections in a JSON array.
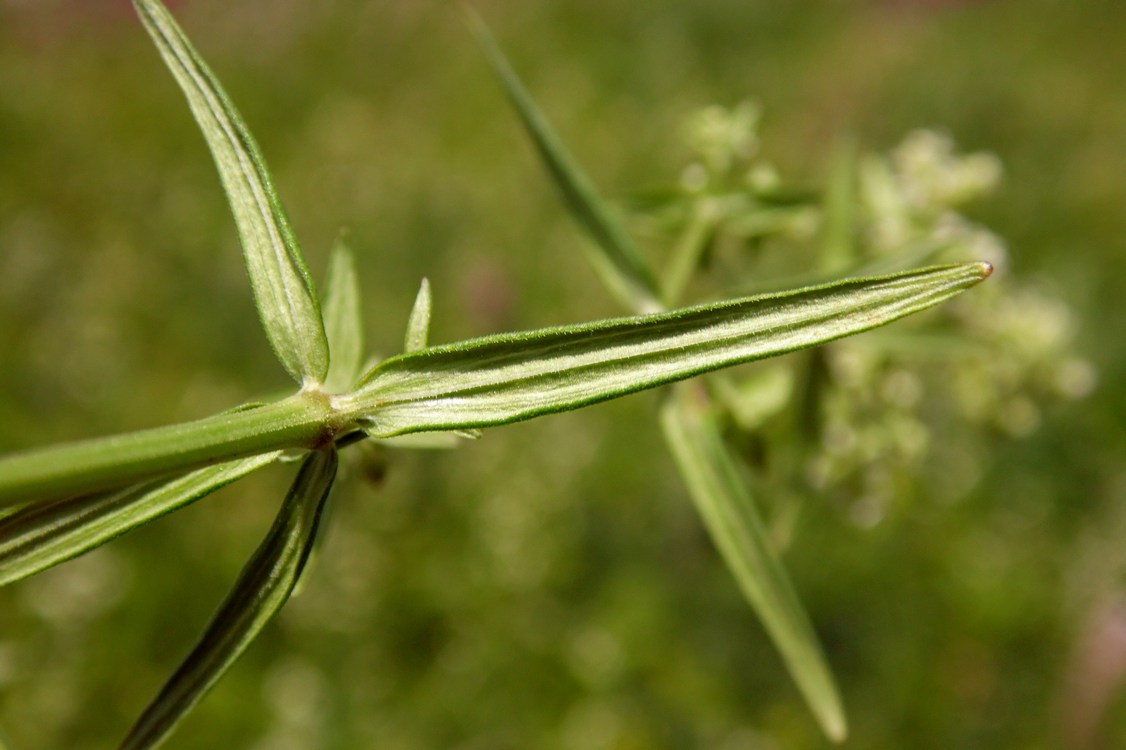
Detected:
[
  {"left": 346, "top": 263, "right": 991, "bottom": 436},
  {"left": 119, "top": 448, "right": 338, "bottom": 750},
  {"left": 322, "top": 238, "right": 365, "bottom": 393},
  {"left": 820, "top": 139, "right": 858, "bottom": 274},
  {"left": 404, "top": 277, "right": 432, "bottom": 354},
  {"left": 660, "top": 383, "right": 847, "bottom": 742},
  {"left": 662, "top": 198, "right": 720, "bottom": 306},
  {"left": 133, "top": 0, "right": 328, "bottom": 385},
  {"left": 464, "top": 7, "right": 662, "bottom": 312},
  {"left": 0, "top": 453, "right": 279, "bottom": 588},
  {"left": 369, "top": 430, "right": 481, "bottom": 451}
]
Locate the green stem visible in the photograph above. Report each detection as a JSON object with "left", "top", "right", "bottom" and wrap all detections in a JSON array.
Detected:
[
  {"left": 0, "top": 391, "right": 336, "bottom": 509},
  {"left": 662, "top": 198, "right": 718, "bottom": 306}
]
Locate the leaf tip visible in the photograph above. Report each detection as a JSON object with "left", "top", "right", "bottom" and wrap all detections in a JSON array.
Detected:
[
  {"left": 822, "top": 708, "right": 849, "bottom": 744},
  {"left": 977, "top": 260, "right": 994, "bottom": 279},
  {"left": 404, "top": 277, "right": 433, "bottom": 354}
]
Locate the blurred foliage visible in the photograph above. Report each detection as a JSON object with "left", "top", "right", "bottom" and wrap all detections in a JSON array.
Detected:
[{"left": 1, "top": 1, "right": 1124, "bottom": 749}]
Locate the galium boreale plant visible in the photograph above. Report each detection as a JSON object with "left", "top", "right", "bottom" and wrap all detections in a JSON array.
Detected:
[{"left": 0, "top": 1, "right": 993, "bottom": 747}]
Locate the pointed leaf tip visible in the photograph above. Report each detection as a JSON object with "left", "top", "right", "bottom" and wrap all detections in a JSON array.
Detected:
[{"left": 404, "top": 278, "right": 432, "bottom": 354}]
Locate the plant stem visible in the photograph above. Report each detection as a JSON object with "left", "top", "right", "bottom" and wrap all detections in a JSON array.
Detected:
[
  {"left": 0, "top": 391, "right": 336, "bottom": 510},
  {"left": 662, "top": 198, "right": 717, "bottom": 306}
]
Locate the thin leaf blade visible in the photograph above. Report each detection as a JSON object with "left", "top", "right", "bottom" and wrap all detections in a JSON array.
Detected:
[
  {"left": 661, "top": 198, "right": 720, "bottom": 307},
  {"left": 0, "top": 453, "right": 279, "bottom": 588},
  {"left": 119, "top": 448, "right": 338, "bottom": 750},
  {"left": 133, "top": 0, "right": 329, "bottom": 385},
  {"left": 367, "top": 429, "right": 482, "bottom": 451},
  {"left": 820, "top": 138, "right": 859, "bottom": 274},
  {"left": 403, "top": 277, "right": 433, "bottom": 354},
  {"left": 348, "top": 263, "right": 991, "bottom": 435},
  {"left": 661, "top": 383, "right": 847, "bottom": 742},
  {"left": 322, "top": 238, "right": 365, "bottom": 392},
  {"left": 464, "top": 7, "right": 662, "bottom": 312}
]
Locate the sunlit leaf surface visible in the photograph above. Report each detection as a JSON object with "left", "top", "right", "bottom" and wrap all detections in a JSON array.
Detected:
[
  {"left": 351, "top": 263, "right": 990, "bottom": 436},
  {"left": 134, "top": 0, "right": 329, "bottom": 385}
]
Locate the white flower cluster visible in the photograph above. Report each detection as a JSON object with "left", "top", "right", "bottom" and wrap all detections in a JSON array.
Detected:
[
  {"left": 655, "top": 111, "right": 1095, "bottom": 524},
  {"left": 802, "top": 130, "right": 1096, "bottom": 516},
  {"left": 862, "top": 129, "right": 1006, "bottom": 268}
]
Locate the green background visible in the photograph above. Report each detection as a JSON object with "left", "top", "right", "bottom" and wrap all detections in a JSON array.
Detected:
[{"left": 1, "top": 1, "right": 1124, "bottom": 748}]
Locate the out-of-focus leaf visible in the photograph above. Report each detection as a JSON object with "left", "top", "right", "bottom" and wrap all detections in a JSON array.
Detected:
[
  {"left": 119, "top": 448, "right": 338, "bottom": 750},
  {"left": 347, "top": 264, "right": 991, "bottom": 436},
  {"left": 404, "top": 277, "right": 432, "bottom": 354},
  {"left": 726, "top": 205, "right": 819, "bottom": 240},
  {"left": 370, "top": 429, "right": 482, "bottom": 451},
  {"left": 662, "top": 199, "right": 720, "bottom": 305},
  {"left": 820, "top": 139, "right": 859, "bottom": 274},
  {"left": 0, "top": 453, "right": 279, "bottom": 588},
  {"left": 464, "top": 7, "right": 662, "bottom": 312},
  {"left": 714, "top": 365, "right": 795, "bottom": 432},
  {"left": 660, "top": 383, "right": 847, "bottom": 742},
  {"left": 133, "top": 0, "right": 328, "bottom": 385},
  {"left": 322, "top": 238, "right": 365, "bottom": 393}
]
